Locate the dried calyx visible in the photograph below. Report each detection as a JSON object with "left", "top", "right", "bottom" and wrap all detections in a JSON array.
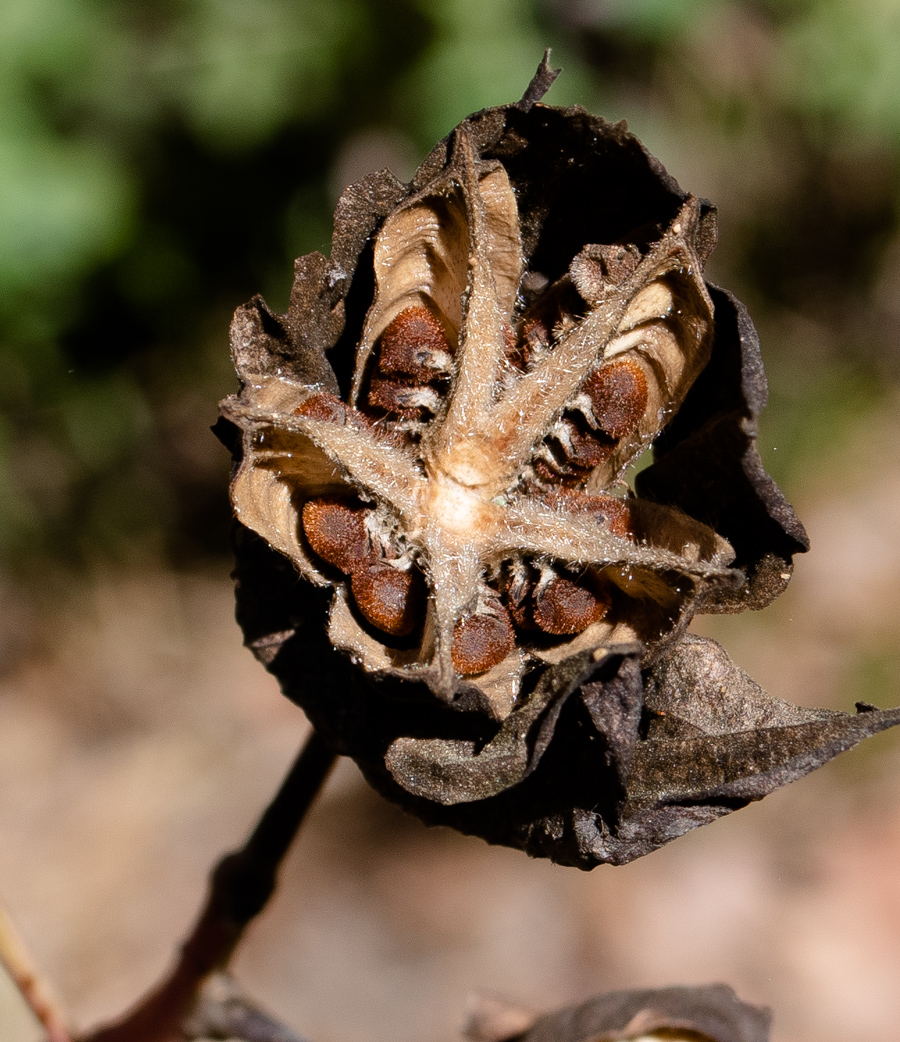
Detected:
[{"left": 221, "top": 56, "right": 900, "bottom": 868}]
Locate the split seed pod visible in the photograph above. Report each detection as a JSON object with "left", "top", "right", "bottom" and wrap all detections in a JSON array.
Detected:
[{"left": 220, "top": 55, "right": 900, "bottom": 868}]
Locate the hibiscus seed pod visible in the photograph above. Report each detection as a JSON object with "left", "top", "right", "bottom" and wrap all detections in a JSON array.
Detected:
[{"left": 219, "top": 54, "right": 900, "bottom": 869}]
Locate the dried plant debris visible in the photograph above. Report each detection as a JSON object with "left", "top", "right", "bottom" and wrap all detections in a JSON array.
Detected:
[
  {"left": 464, "top": 984, "right": 771, "bottom": 1042},
  {"left": 221, "top": 54, "right": 900, "bottom": 867}
]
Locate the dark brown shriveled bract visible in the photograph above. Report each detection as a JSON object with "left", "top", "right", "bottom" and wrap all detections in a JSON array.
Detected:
[
  {"left": 464, "top": 983, "right": 772, "bottom": 1042},
  {"left": 219, "top": 55, "right": 900, "bottom": 868}
]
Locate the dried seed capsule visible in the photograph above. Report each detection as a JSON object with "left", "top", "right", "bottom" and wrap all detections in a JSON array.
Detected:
[
  {"left": 582, "top": 358, "right": 649, "bottom": 439},
  {"left": 301, "top": 497, "right": 372, "bottom": 573},
  {"left": 224, "top": 66, "right": 820, "bottom": 870},
  {"left": 533, "top": 574, "right": 610, "bottom": 635},
  {"left": 452, "top": 605, "right": 515, "bottom": 675},
  {"left": 376, "top": 306, "right": 453, "bottom": 379},
  {"left": 350, "top": 561, "right": 425, "bottom": 637}
]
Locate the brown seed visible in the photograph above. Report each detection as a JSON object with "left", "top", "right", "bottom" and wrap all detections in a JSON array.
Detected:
[
  {"left": 501, "top": 565, "right": 536, "bottom": 631},
  {"left": 293, "top": 391, "right": 348, "bottom": 423},
  {"left": 377, "top": 306, "right": 453, "bottom": 380},
  {"left": 451, "top": 605, "right": 515, "bottom": 675},
  {"left": 539, "top": 489, "right": 633, "bottom": 538},
  {"left": 533, "top": 574, "right": 610, "bottom": 635},
  {"left": 582, "top": 358, "right": 649, "bottom": 439},
  {"left": 598, "top": 243, "right": 640, "bottom": 283},
  {"left": 501, "top": 322, "right": 529, "bottom": 370},
  {"left": 559, "top": 415, "right": 617, "bottom": 470},
  {"left": 301, "top": 497, "right": 372, "bottom": 573},
  {"left": 367, "top": 374, "right": 443, "bottom": 418},
  {"left": 350, "top": 562, "right": 424, "bottom": 637},
  {"left": 533, "top": 456, "right": 577, "bottom": 486},
  {"left": 515, "top": 315, "right": 550, "bottom": 369}
]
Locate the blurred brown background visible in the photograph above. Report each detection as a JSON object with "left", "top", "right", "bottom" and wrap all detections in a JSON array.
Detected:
[{"left": 2, "top": 1, "right": 900, "bottom": 1040}]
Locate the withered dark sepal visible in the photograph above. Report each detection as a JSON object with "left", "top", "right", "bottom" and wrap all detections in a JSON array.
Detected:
[
  {"left": 475, "top": 984, "right": 771, "bottom": 1042},
  {"left": 355, "top": 638, "right": 900, "bottom": 869}
]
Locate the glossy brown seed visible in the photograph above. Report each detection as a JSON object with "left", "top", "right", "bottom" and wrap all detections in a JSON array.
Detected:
[
  {"left": 582, "top": 358, "right": 649, "bottom": 439},
  {"left": 350, "top": 562, "right": 425, "bottom": 637},
  {"left": 301, "top": 497, "right": 372, "bottom": 573},
  {"left": 377, "top": 306, "right": 453, "bottom": 380},
  {"left": 451, "top": 605, "right": 515, "bottom": 675},
  {"left": 533, "top": 573, "right": 610, "bottom": 635}
]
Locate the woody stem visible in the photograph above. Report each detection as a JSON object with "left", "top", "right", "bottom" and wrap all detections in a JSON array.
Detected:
[{"left": 80, "top": 729, "right": 337, "bottom": 1042}]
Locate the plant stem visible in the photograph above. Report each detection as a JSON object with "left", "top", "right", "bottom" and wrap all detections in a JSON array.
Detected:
[
  {"left": 0, "top": 900, "right": 73, "bottom": 1042},
  {"left": 80, "top": 729, "right": 337, "bottom": 1042}
]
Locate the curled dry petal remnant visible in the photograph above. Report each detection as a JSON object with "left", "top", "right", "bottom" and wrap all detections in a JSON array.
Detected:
[
  {"left": 219, "top": 55, "right": 900, "bottom": 868},
  {"left": 465, "top": 983, "right": 771, "bottom": 1042}
]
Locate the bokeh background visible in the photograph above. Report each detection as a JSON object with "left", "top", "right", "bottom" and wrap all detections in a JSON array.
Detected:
[{"left": 3, "top": 1, "right": 900, "bottom": 1040}]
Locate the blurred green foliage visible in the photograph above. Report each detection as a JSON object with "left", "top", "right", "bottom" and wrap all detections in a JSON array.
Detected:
[{"left": 2, "top": 0, "right": 900, "bottom": 572}]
